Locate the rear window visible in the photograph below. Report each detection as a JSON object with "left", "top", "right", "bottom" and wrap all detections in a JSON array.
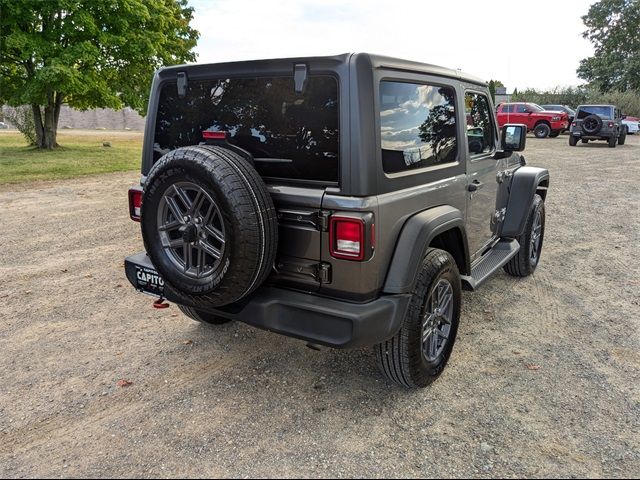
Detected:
[
  {"left": 577, "top": 106, "right": 613, "bottom": 119},
  {"left": 153, "top": 76, "right": 339, "bottom": 183}
]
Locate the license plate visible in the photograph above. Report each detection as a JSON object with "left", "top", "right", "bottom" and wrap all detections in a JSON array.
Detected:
[{"left": 134, "top": 265, "right": 165, "bottom": 297}]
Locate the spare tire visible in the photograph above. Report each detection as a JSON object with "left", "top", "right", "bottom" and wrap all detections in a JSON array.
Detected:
[
  {"left": 141, "top": 145, "right": 277, "bottom": 307},
  {"left": 582, "top": 114, "right": 602, "bottom": 134}
]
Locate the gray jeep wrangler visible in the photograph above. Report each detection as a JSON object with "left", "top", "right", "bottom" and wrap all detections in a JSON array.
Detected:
[
  {"left": 125, "top": 53, "right": 549, "bottom": 388},
  {"left": 569, "top": 104, "right": 626, "bottom": 147}
]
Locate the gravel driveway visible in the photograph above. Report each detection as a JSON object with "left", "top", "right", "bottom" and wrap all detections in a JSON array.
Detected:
[{"left": 1, "top": 135, "right": 639, "bottom": 478}]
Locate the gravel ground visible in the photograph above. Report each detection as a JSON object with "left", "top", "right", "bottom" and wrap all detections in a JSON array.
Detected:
[{"left": 1, "top": 135, "right": 639, "bottom": 478}]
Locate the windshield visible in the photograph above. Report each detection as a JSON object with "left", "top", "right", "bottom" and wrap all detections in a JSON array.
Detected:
[
  {"left": 153, "top": 76, "right": 340, "bottom": 183},
  {"left": 577, "top": 106, "right": 612, "bottom": 119}
]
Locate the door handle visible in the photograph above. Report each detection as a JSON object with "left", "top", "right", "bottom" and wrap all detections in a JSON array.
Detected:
[{"left": 468, "top": 180, "right": 483, "bottom": 192}]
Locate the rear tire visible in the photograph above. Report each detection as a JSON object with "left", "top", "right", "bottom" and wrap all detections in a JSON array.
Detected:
[
  {"left": 178, "top": 304, "right": 231, "bottom": 325},
  {"left": 504, "top": 194, "right": 545, "bottom": 277},
  {"left": 618, "top": 127, "right": 626, "bottom": 145},
  {"left": 534, "top": 123, "right": 551, "bottom": 138},
  {"left": 375, "top": 249, "right": 461, "bottom": 389},
  {"left": 581, "top": 139, "right": 589, "bottom": 144},
  {"left": 569, "top": 135, "right": 578, "bottom": 146},
  {"left": 608, "top": 136, "right": 617, "bottom": 148}
]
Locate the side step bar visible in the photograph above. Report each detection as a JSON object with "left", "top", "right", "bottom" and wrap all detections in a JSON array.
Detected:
[{"left": 461, "top": 239, "right": 520, "bottom": 291}]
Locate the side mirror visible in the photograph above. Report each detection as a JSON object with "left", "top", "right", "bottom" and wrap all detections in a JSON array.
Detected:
[{"left": 501, "top": 124, "right": 527, "bottom": 152}]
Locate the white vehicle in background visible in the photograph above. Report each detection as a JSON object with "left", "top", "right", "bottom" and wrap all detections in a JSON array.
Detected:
[
  {"left": 0, "top": 121, "right": 9, "bottom": 129},
  {"left": 622, "top": 116, "right": 639, "bottom": 134}
]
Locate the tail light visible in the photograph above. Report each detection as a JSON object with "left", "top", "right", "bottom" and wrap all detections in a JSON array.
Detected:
[
  {"left": 330, "top": 217, "right": 364, "bottom": 260},
  {"left": 328, "top": 213, "right": 375, "bottom": 261},
  {"left": 608, "top": 122, "right": 614, "bottom": 128},
  {"left": 128, "top": 186, "right": 143, "bottom": 222},
  {"left": 572, "top": 122, "right": 577, "bottom": 127}
]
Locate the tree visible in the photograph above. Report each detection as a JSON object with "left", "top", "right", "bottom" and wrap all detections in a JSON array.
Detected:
[
  {"left": 488, "top": 79, "right": 505, "bottom": 103},
  {"left": 0, "top": 0, "right": 199, "bottom": 149},
  {"left": 577, "top": 0, "right": 640, "bottom": 92}
]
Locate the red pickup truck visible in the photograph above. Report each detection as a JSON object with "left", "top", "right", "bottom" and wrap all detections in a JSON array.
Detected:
[{"left": 496, "top": 102, "right": 569, "bottom": 138}]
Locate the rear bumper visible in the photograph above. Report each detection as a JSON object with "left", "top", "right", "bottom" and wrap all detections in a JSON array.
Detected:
[
  {"left": 125, "top": 252, "right": 411, "bottom": 349},
  {"left": 570, "top": 130, "right": 615, "bottom": 140}
]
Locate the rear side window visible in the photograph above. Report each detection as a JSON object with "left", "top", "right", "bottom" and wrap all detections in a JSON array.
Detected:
[
  {"left": 154, "top": 76, "right": 339, "bottom": 183},
  {"left": 577, "top": 106, "right": 613, "bottom": 119},
  {"left": 379, "top": 81, "right": 457, "bottom": 174},
  {"left": 501, "top": 104, "right": 514, "bottom": 113}
]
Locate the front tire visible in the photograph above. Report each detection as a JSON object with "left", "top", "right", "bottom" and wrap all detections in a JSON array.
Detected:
[
  {"left": 549, "top": 130, "right": 560, "bottom": 138},
  {"left": 504, "top": 194, "right": 545, "bottom": 277},
  {"left": 534, "top": 123, "right": 551, "bottom": 138},
  {"left": 375, "top": 249, "right": 461, "bottom": 389},
  {"left": 178, "top": 304, "right": 232, "bottom": 325}
]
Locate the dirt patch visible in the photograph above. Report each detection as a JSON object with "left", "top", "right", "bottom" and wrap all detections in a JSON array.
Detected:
[{"left": 1, "top": 135, "right": 639, "bottom": 477}]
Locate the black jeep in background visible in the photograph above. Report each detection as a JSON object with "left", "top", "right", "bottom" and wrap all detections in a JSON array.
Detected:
[
  {"left": 569, "top": 104, "right": 627, "bottom": 147},
  {"left": 125, "top": 53, "right": 549, "bottom": 388}
]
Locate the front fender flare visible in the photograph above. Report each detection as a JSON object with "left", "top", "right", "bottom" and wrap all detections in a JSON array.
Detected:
[
  {"left": 383, "top": 205, "right": 469, "bottom": 294},
  {"left": 502, "top": 166, "right": 549, "bottom": 237}
]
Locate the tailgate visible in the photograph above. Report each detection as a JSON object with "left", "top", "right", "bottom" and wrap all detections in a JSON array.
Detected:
[{"left": 267, "top": 185, "right": 328, "bottom": 291}]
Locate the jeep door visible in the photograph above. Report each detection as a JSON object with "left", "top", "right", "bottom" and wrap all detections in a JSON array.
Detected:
[{"left": 464, "top": 90, "right": 500, "bottom": 259}]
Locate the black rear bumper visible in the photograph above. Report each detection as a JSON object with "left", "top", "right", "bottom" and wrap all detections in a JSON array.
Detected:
[{"left": 125, "top": 252, "right": 410, "bottom": 349}]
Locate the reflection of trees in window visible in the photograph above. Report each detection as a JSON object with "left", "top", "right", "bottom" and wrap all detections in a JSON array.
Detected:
[
  {"left": 466, "top": 93, "right": 493, "bottom": 153},
  {"left": 417, "top": 87, "right": 457, "bottom": 162},
  {"left": 154, "top": 76, "right": 339, "bottom": 182}
]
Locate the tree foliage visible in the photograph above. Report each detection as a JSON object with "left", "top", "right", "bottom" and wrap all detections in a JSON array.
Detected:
[
  {"left": 487, "top": 79, "right": 505, "bottom": 103},
  {"left": 0, "top": 0, "right": 199, "bottom": 148},
  {"left": 511, "top": 85, "right": 640, "bottom": 116},
  {"left": 577, "top": 0, "right": 640, "bottom": 92}
]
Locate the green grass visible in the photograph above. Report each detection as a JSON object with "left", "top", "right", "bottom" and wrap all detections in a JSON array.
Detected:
[{"left": 0, "top": 130, "right": 143, "bottom": 184}]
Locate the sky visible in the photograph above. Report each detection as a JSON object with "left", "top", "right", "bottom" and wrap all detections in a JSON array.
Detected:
[{"left": 188, "top": 0, "right": 597, "bottom": 92}]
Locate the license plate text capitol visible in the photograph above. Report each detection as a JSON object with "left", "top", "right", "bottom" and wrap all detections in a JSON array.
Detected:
[{"left": 135, "top": 266, "right": 164, "bottom": 296}]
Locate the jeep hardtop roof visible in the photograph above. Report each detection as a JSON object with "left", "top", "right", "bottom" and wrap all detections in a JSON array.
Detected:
[
  {"left": 156, "top": 52, "right": 487, "bottom": 87},
  {"left": 577, "top": 104, "right": 614, "bottom": 109}
]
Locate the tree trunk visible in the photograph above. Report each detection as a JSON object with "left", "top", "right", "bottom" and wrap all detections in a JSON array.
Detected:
[
  {"left": 42, "top": 105, "right": 58, "bottom": 149},
  {"left": 32, "top": 92, "right": 62, "bottom": 149},
  {"left": 32, "top": 105, "right": 44, "bottom": 147}
]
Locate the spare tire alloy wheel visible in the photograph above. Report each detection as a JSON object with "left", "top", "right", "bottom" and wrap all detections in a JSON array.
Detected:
[
  {"left": 158, "top": 182, "right": 226, "bottom": 279},
  {"left": 141, "top": 145, "right": 278, "bottom": 308},
  {"left": 582, "top": 114, "right": 602, "bottom": 134}
]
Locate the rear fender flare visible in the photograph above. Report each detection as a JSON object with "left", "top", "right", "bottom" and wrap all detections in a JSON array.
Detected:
[{"left": 383, "top": 205, "right": 469, "bottom": 294}]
